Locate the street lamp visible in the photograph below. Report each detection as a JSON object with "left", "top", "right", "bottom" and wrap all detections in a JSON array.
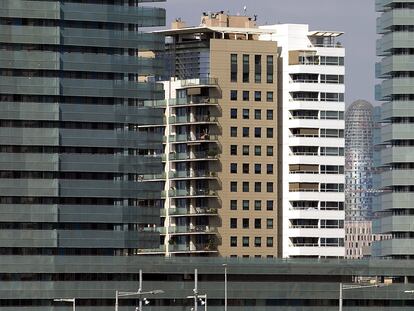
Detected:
[
  {"left": 339, "top": 282, "right": 382, "bottom": 311},
  {"left": 54, "top": 298, "right": 75, "bottom": 311},
  {"left": 222, "top": 263, "right": 227, "bottom": 311},
  {"left": 187, "top": 269, "right": 208, "bottom": 311},
  {"left": 115, "top": 269, "right": 164, "bottom": 311}
]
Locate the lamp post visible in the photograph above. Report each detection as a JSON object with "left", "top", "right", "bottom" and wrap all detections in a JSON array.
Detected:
[
  {"left": 115, "top": 269, "right": 164, "bottom": 311},
  {"left": 222, "top": 264, "right": 227, "bottom": 311},
  {"left": 187, "top": 269, "right": 208, "bottom": 311},
  {"left": 54, "top": 298, "right": 75, "bottom": 311},
  {"left": 339, "top": 282, "right": 381, "bottom": 311}
]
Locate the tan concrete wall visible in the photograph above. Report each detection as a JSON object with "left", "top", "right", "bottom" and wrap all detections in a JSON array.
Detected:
[{"left": 210, "top": 39, "right": 280, "bottom": 258}]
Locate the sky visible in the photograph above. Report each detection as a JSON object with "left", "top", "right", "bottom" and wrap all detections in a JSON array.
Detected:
[{"left": 157, "top": 0, "right": 377, "bottom": 106}]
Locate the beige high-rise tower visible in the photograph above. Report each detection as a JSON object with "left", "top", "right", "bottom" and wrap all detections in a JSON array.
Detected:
[{"left": 146, "top": 12, "right": 280, "bottom": 258}]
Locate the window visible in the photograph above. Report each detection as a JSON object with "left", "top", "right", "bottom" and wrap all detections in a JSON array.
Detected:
[
  {"left": 242, "top": 127, "right": 249, "bottom": 137},
  {"left": 320, "top": 92, "right": 344, "bottom": 102},
  {"left": 242, "top": 145, "right": 249, "bottom": 155},
  {"left": 230, "top": 236, "right": 237, "bottom": 247},
  {"left": 254, "top": 182, "right": 261, "bottom": 192},
  {"left": 266, "top": 91, "right": 274, "bottom": 102},
  {"left": 267, "top": 164, "right": 273, "bottom": 174},
  {"left": 230, "top": 127, "right": 237, "bottom": 137},
  {"left": 267, "top": 128, "right": 274, "bottom": 138},
  {"left": 230, "top": 108, "right": 237, "bottom": 119},
  {"left": 255, "top": 237, "right": 262, "bottom": 247},
  {"left": 230, "top": 182, "right": 237, "bottom": 192},
  {"left": 255, "top": 145, "right": 262, "bottom": 156},
  {"left": 266, "top": 200, "right": 274, "bottom": 211},
  {"left": 242, "top": 218, "right": 249, "bottom": 229},
  {"left": 267, "top": 146, "right": 273, "bottom": 156},
  {"left": 243, "top": 91, "right": 249, "bottom": 101},
  {"left": 267, "top": 182, "right": 274, "bottom": 193},
  {"left": 230, "top": 218, "right": 237, "bottom": 229},
  {"left": 254, "top": 91, "right": 262, "bottom": 101},
  {"left": 231, "top": 54, "right": 238, "bottom": 82},
  {"left": 267, "top": 55, "right": 274, "bottom": 83},
  {"left": 267, "top": 237, "right": 274, "bottom": 247},
  {"left": 230, "top": 145, "right": 237, "bottom": 155},
  {"left": 255, "top": 218, "right": 261, "bottom": 229},
  {"left": 242, "top": 200, "right": 249, "bottom": 210},
  {"left": 243, "top": 54, "right": 249, "bottom": 83},
  {"left": 254, "top": 109, "right": 261, "bottom": 120},
  {"left": 266, "top": 110, "right": 273, "bottom": 120},
  {"left": 254, "top": 200, "right": 262, "bottom": 211},
  {"left": 230, "top": 163, "right": 237, "bottom": 173},
  {"left": 230, "top": 90, "right": 237, "bottom": 101},
  {"left": 255, "top": 164, "right": 261, "bottom": 174},
  {"left": 242, "top": 109, "right": 249, "bottom": 119},
  {"left": 255, "top": 55, "right": 262, "bottom": 83},
  {"left": 230, "top": 200, "right": 237, "bottom": 210},
  {"left": 242, "top": 163, "right": 249, "bottom": 174},
  {"left": 242, "top": 236, "right": 249, "bottom": 247},
  {"left": 320, "top": 129, "right": 344, "bottom": 138},
  {"left": 254, "top": 127, "right": 261, "bottom": 138},
  {"left": 267, "top": 219, "right": 274, "bottom": 229},
  {"left": 242, "top": 182, "right": 249, "bottom": 192}
]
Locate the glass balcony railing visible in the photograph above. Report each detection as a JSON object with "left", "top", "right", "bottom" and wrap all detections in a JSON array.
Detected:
[
  {"left": 168, "top": 207, "right": 218, "bottom": 216},
  {"left": 168, "top": 151, "right": 219, "bottom": 161},
  {"left": 162, "top": 189, "right": 219, "bottom": 198},
  {"left": 169, "top": 170, "right": 218, "bottom": 179},
  {"left": 181, "top": 77, "right": 219, "bottom": 87},
  {"left": 169, "top": 134, "right": 219, "bottom": 143}
]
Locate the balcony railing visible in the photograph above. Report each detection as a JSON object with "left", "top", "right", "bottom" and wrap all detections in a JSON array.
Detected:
[
  {"left": 168, "top": 207, "right": 218, "bottom": 216},
  {"left": 167, "top": 225, "right": 218, "bottom": 234},
  {"left": 169, "top": 170, "right": 218, "bottom": 179},
  {"left": 169, "top": 151, "right": 219, "bottom": 161},
  {"left": 169, "top": 115, "right": 219, "bottom": 124},
  {"left": 163, "top": 189, "right": 219, "bottom": 198},
  {"left": 169, "top": 134, "right": 219, "bottom": 143},
  {"left": 181, "top": 77, "right": 219, "bottom": 87}
]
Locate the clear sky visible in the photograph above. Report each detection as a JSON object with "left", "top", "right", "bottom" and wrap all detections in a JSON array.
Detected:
[{"left": 157, "top": 0, "right": 377, "bottom": 106}]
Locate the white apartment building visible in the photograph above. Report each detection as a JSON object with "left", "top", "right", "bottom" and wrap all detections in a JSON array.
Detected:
[{"left": 260, "top": 24, "right": 345, "bottom": 258}]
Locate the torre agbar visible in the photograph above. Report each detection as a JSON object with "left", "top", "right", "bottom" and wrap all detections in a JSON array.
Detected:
[
  {"left": 0, "top": 0, "right": 166, "bottom": 308},
  {"left": 344, "top": 100, "right": 375, "bottom": 258}
]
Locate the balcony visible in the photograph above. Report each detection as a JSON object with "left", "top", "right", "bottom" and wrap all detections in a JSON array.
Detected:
[
  {"left": 169, "top": 242, "right": 218, "bottom": 253},
  {"left": 166, "top": 225, "right": 218, "bottom": 235},
  {"left": 168, "top": 150, "right": 219, "bottom": 161},
  {"left": 169, "top": 115, "right": 219, "bottom": 125},
  {"left": 169, "top": 134, "right": 219, "bottom": 144},
  {"left": 169, "top": 170, "right": 218, "bottom": 180},
  {"left": 181, "top": 77, "right": 219, "bottom": 88},
  {"left": 168, "top": 207, "right": 218, "bottom": 217},
  {"left": 163, "top": 189, "right": 219, "bottom": 198}
]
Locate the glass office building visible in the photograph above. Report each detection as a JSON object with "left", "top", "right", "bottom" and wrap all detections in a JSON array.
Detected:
[
  {"left": 374, "top": 0, "right": 414, "bottom": 258},
  {"left": 0, "top": 0, "right": 165, "bottom": 308}
]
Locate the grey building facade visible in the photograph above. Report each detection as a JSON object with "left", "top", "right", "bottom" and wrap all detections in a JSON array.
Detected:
[
  {"left": 0, "top": 0, "right": 166, "bottom": 308},
  {"left": 1, "top": 256, "right": 414, "bottom": 310},
  {"left": 374, "top": 0, "right": 414, "bottom": 258}
]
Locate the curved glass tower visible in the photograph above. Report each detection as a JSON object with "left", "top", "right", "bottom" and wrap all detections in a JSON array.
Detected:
[
  {"left": 344, "top": 100, "right": 375, "bottom": 258},
  {"left": 0, "top": 0, "right": 166, "bottom": 308},
  {"left": 345, "top": 100, "right": 374, "bottom": 221}
]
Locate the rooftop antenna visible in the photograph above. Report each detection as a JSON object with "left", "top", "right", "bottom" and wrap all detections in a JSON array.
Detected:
[
  {"left": 243, "top": 5, "right": 247, "bottom": 16},
  {"left": 254, "top": 14, "right": 258, "bottom": 21}
]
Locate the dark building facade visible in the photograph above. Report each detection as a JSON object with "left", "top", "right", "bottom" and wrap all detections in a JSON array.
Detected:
[
  {"left": 0, "top": 0, "right": 165, "bottom": 308},
  {"left": 1, "top": 256, "right": 414, "bottom": 310}
]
